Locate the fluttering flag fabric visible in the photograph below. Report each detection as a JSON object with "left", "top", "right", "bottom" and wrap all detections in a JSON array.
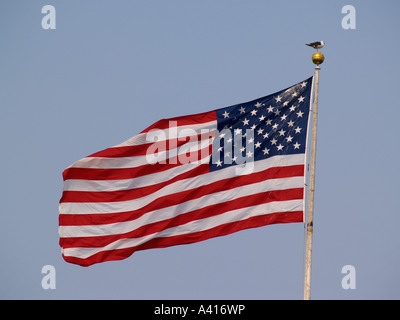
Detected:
[{"left": 59, "top": 77, "right": 313, "bottom": 266}]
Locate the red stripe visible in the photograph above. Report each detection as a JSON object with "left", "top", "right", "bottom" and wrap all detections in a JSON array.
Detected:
[
  {"left": 59, "top": 165, "right": 304, "bottom": 226},
  {"left": 62, "top": 144, "right": 212, "bottom": 181},
  {"left": 60, "top": 188, "right": 303, "bottom": 249},
  {"left": 62, "top": 211, "right": 303, "bottom": 267},
  {"left": 61, "top": 164, "right": 303, "bottom": 203},
  {"left": 140, "top": 110, "right": 216, "bottom": 133},
  {"left": 87, "top": 131, "right": 216, "bottom": 158},
  {"left": 61, "top": 162, "right": 210, "bottom": 203}
]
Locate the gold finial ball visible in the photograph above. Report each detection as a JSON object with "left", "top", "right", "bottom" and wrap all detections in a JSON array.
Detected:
[{"left": 312, "top": 52, "right": 325, "bottom": 65}]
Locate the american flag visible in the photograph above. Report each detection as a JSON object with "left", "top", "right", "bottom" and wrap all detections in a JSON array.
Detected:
[{"left": 59, "top": 77, "right": 313, "bottom": 266}]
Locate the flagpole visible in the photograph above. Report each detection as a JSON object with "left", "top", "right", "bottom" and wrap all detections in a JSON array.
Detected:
[{"left": 304, "top": 50, "right": 324, "bottom": 300}]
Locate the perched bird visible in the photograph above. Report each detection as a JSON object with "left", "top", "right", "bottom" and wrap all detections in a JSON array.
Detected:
[{"left": 305, "top": 41, "right": 325, "bottom": 50}]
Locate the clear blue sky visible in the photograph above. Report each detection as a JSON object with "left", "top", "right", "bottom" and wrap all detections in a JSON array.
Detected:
[{"left": 1, "top": 0, "right": 399, "bottom": 299}]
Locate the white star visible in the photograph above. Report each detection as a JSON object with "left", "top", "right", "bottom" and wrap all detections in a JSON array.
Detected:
[
  {"left": 292, "top": 91, "right": 298, "bottom": 97},
  {"left": 275, "top": 95, "right": 282, "bottom": 102},
  {"left": 242, "top": 118, "right": 249, "bottom": 125},
  {"left": 232, "top": 155, "right": 237, "bottom": 162},
  {"left": 250, "top": 109, "right": 257, "bottom": 116},
  {"left": 286, "top": 135, "right": 293, "bottom": 143},
  {"left": 300, "top": 81, "right": 307, "bottom": 88},
  {"left": 270, "top": 138, "right": 277, "bottom": 145},
  {"left": 255, "top": 102, "right": 262, "bottom": 108},
  {"left": 266, "top": 119, "right": 272, "bottom": 125},
  {"left": 246, "top": 150, "right": 253, "bottom": 158},
  {"left": 240, "top": 146, "right": 246, "bottom": 153},
  {"left": 263, "top": 132, "right": 269, "bottom": 139},
  {"left": 283, "top": 101, "right": 289, "bottom": 107},
  {"left": 234, "top": 128, "right": 242, "bottom": 135},
  {"left": 289, "top": 105, "right": 296, "bottom": 112},
  {"left": 250, "top": 124, "right": 257, "bottom": 130},
  {"left": 294, "top": 126, "right": 302, "bottom": 134},
  {"left": 277, "top": 144, "right": 284, "bottom": 151},
  {"left": 255, "top": 141, "right": 261, "bottom": 148},
  {"left": 288, "top": 120, "right": 295, "bottom": 127},
  {"left": 267, "top": 106, "right": 274, "bottom": 113},
  {"left": 222, "top": 111, "right": 229, "bottom": 118},
  {"left": 216, "top": 160, "right": 222, "bottom": 167},
  {"left": 257, "top": 128, "right": 264, "bottom": 135},
  {"left": 296, "top": 110, "right": 304, "bottom": 118},
  {"left": 258, "top": 115, "right": 265, "bottom": 121},
  {"left": 278, "top": 129, "right": 286, "bottom": 136},
  {"left": 248, "top": 137, "right": 254, "bottom": 144},
  {"left": 239, "top": 106, "right": 246, "bottom": 114},
  {"left": 224, "top": 151, "right": 231, "bottom": 157},
  {"left": 274, "top": 109, "right": 281, "bottom": 116},
  {"left": 219, "top": 132, "right": 226, "bottom": 138},
  {"left": 281, "top": 114, "right": 287, "bottom": 121},
  {"left": 217, "top": 146, "right": 223, "bottom": 152},
  {"left": 298, "top": 96, "right": 305, "bottom": 103},
  {"left": 272, "top": 123, "right": 278, "bottom": 130},
  {"left": 262, "top": 147, "right": 270, "bottom": 155},
  {"left": 293, "top": 142, "right": 301, "bottom": 149}
]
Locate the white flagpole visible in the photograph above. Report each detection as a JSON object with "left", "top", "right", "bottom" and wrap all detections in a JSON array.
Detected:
[{"left": 304, "top": 49, "right": 324, "bottom": 300}]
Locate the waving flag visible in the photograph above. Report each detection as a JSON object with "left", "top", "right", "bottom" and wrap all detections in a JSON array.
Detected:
[{"left": 59, "top": 77, "right": 313, "bottom": 266}]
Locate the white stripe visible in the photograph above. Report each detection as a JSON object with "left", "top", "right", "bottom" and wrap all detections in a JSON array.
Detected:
[
  {"left": 59, "top": 175, "right": 304, "bottom": 238},
  {"left": 62, "top": 199, "right": 303, "bottom": 259},
  {"left": 70, "top": 137, "right": 214, "bottom": 169},
  {"left": 64, "top": 161, "right": 203, "bottom": 192},
  {"left": 112, "top": 121, "right": 217, "bottom": 147},
  {"left": 60, "top": 154, "right": 305, "bottom": 215}
]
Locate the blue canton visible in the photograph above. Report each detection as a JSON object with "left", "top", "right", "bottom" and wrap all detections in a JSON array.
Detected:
[{"left": 210, "top": 77, "right": 313, "bottom": 171}]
